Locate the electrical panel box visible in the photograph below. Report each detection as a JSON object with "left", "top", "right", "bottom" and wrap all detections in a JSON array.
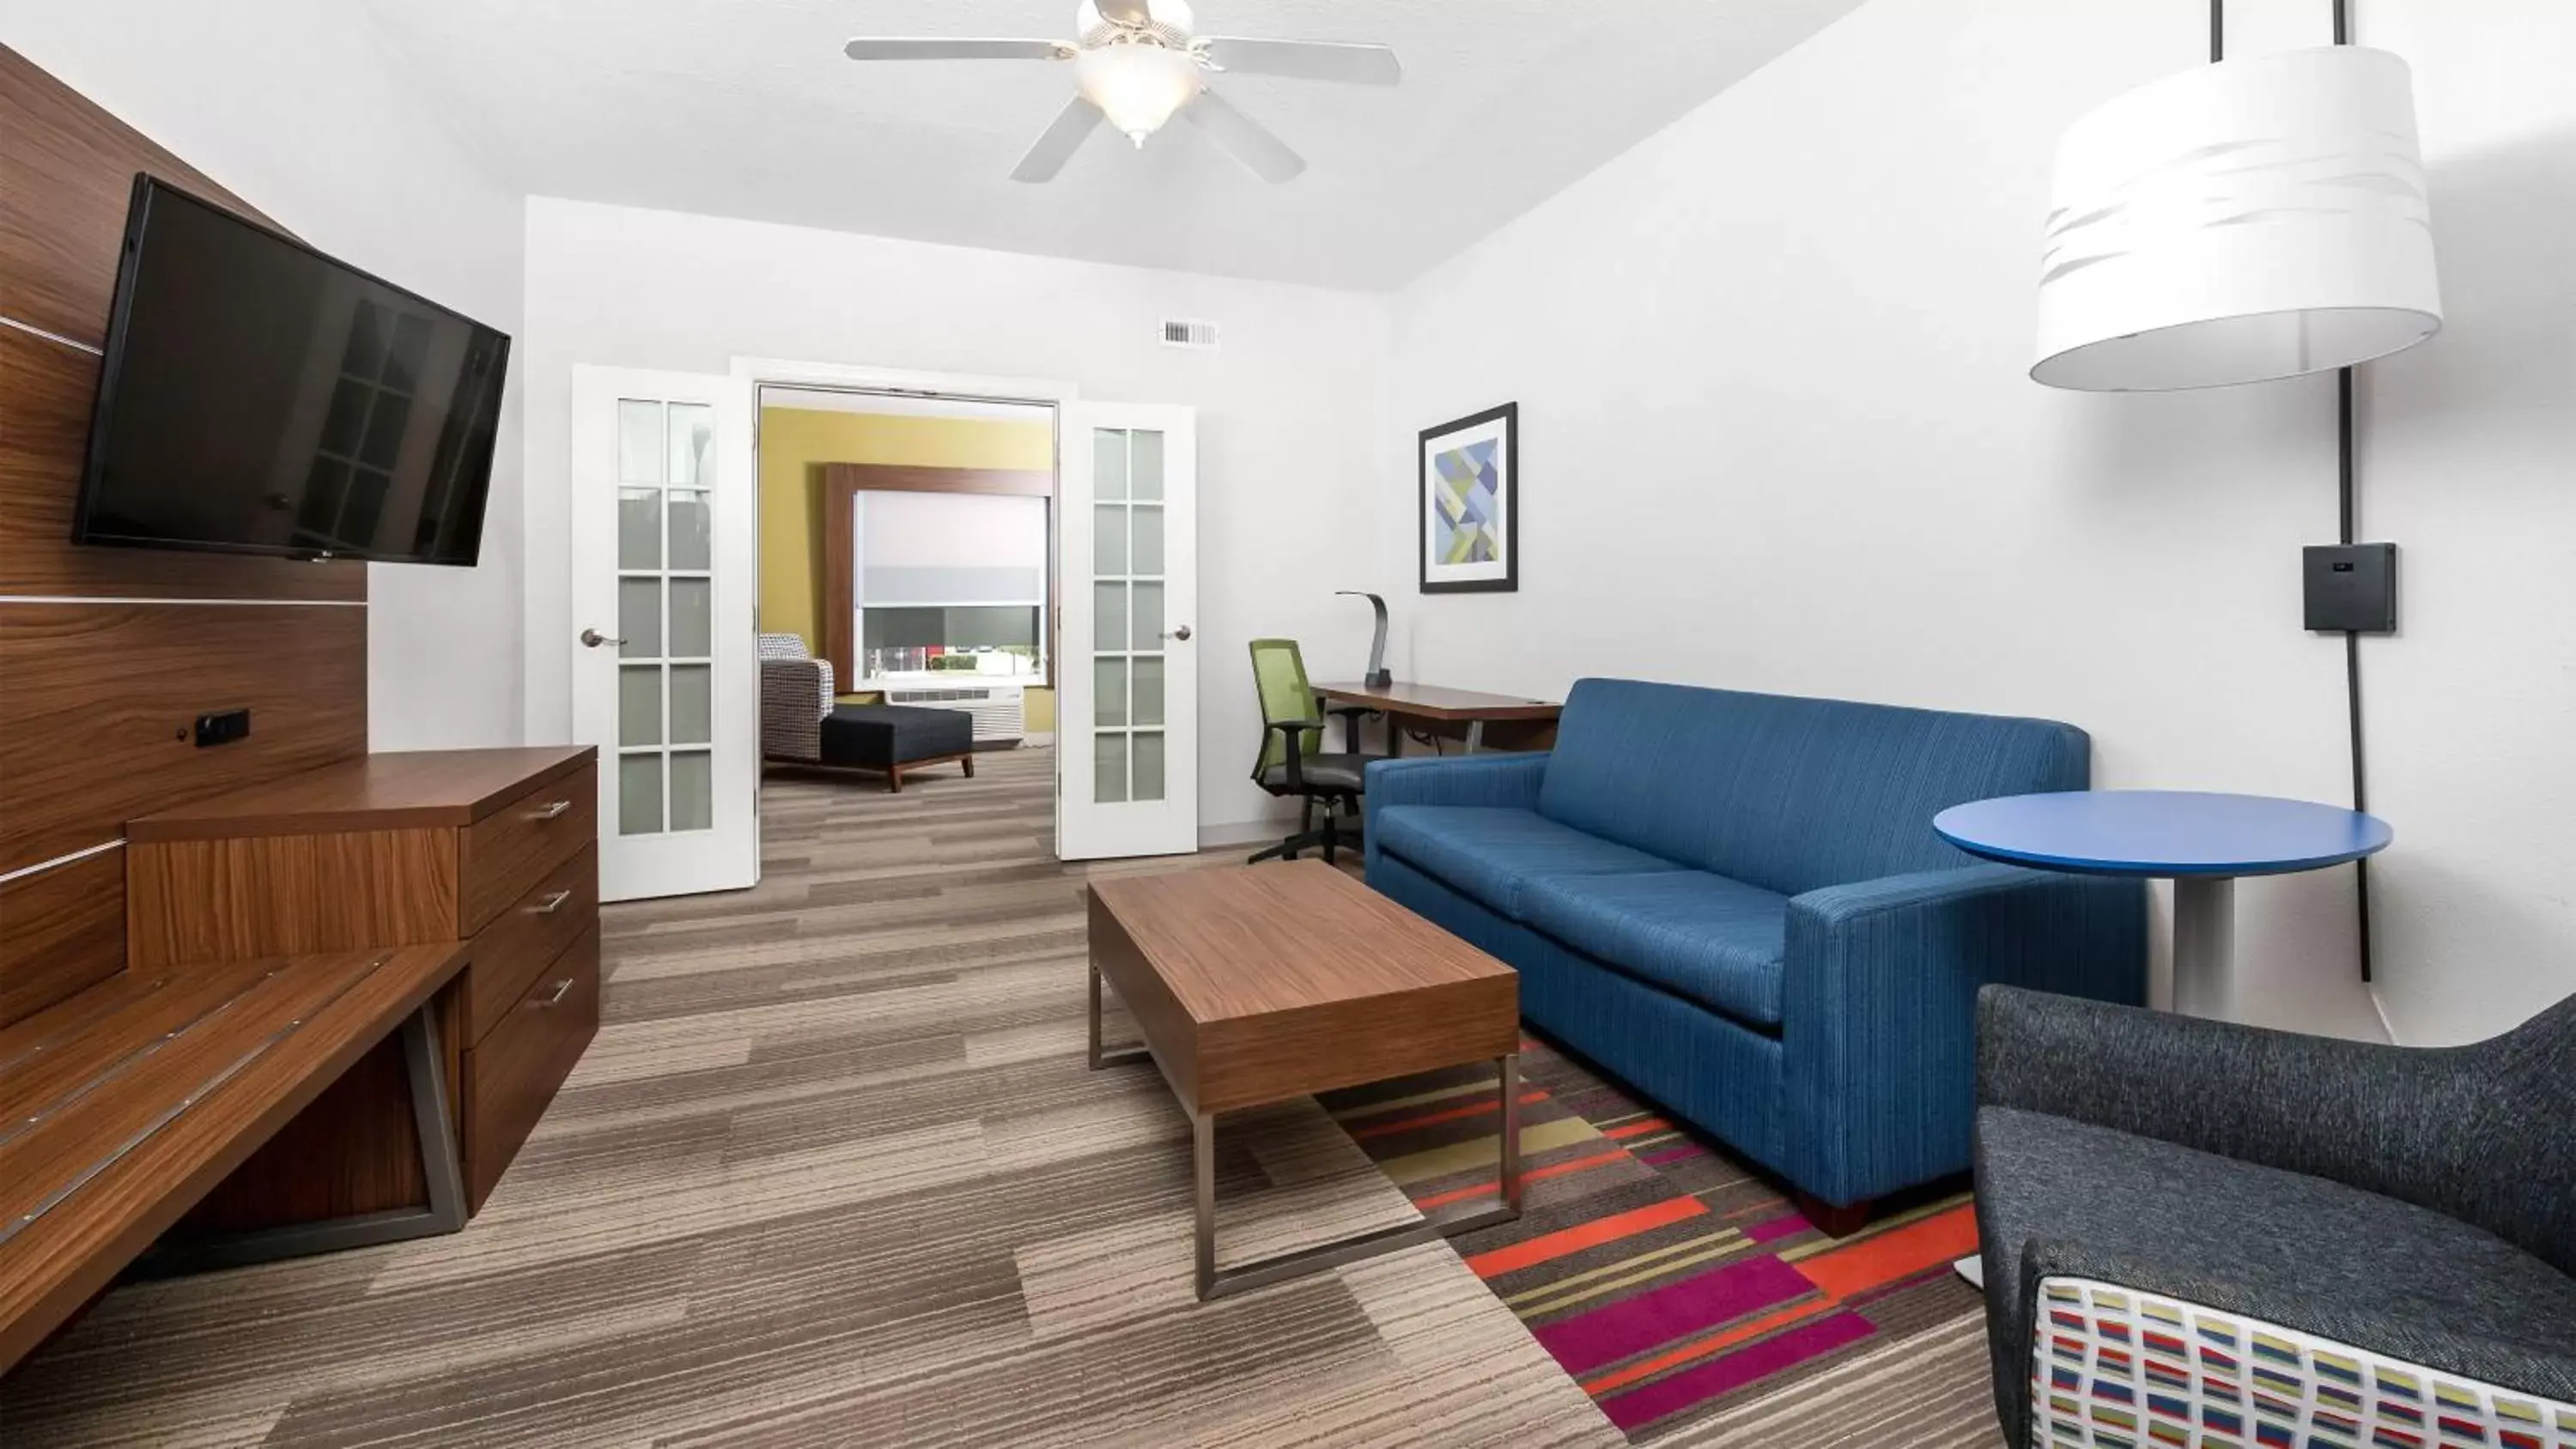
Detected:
[{"left": 2304, "top": 543, "right": 2397, "bottom": 634}]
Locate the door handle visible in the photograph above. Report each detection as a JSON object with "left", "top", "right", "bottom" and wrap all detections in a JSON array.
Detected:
[
  {"left": 1162, "top": 625, "right": 1193, "bottom": 641},
  {"left": 580, "top": 627, "right": 625, "bottom": 648}
]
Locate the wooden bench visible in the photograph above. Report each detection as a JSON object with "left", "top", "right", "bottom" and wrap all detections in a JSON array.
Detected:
[{"left": 0, "top": 942, "right": 468, "bottom": 1371}]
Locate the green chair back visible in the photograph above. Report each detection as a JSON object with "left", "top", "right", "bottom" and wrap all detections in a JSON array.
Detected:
[{"left": 1249, "top": 638, "right": 1322, "bottom": 779}]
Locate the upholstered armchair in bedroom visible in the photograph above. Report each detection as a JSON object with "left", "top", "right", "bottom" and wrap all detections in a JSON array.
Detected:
[
  {"left": 1975, "top": 985, "right": 2576, "bottom": 1449},
  {"left": 757, "top": 632, "right": 832, "bottom": 763}
]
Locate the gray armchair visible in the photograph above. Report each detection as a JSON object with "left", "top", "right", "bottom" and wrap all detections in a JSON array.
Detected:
[
  {"left": 1975, "top": 985, "right": 2576, "bottom": 1449},
  {"left": 758, "top": 632, "right": 832, "bottom": 763}
]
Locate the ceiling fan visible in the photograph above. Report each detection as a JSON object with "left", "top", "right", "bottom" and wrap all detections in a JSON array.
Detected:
[{"left": 843, "top": 1, "right": 1400, "bottom": 185}]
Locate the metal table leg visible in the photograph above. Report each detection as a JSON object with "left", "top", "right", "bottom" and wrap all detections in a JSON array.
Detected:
[
  {"left": 1088, "top": 961, "right": 1150, "bottom": 1070},
  {"left": 1194, "top": 1053, "right": 1520, "bottom": 1300},
  {"left": 1462, "top": 719, "right": 1487, "bottom": 755}
]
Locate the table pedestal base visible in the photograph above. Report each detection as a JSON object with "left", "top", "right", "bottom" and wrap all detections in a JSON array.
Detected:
[{"left": 2172, "top": 876, "right": 2237, "bottom": 1019}]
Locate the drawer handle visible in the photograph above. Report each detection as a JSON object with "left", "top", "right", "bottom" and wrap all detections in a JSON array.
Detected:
[
  {"left": 538, "top": 978, "right": 575, "bottom": 1009},
  {"left": 529, "top": 799, "right": 574, "bottom": 822},
  {"left": 529, "top": 889, "right": 574, "bottom": 915}
]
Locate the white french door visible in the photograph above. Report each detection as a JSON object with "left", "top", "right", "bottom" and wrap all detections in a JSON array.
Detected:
[
  {"left": 1056, "top": 403, "right": 1199, "bottom": 860},
  {"left": 569, "top": 367, "right": 760, "bottom": 900}
]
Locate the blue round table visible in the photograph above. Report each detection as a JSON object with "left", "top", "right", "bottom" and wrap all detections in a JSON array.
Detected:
[{"left": 1934, "top": 791, "right": 2392, "bottom": 1019}]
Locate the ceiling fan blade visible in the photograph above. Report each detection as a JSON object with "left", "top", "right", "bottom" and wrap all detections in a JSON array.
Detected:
[
  {"left": 1012, "top": 98, "right": 1103, "bottom": 183},
  {"left": 842, "top": 38, "right": 1070, "bottom": 62},
  {"left": 1196, "top": 38, "right": 1401, "bottom": 86},
  {"left": 1095, "top": 0, "right": 1154, "bottom": 26},
  {"left": 1182, "top": 88, "right": 1305, "bottom": 184}
]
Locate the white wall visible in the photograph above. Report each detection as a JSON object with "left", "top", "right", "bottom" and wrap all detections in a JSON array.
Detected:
[
  {"left": 2346, "top": 0, "right": 2576, "bottom": 1045},
  {"left": 6, "top": 3, "right": 528, "bottom": 751},
  {"left": 1380, "top": 0, "right": 2576, "bottom": 1043},
  {"left": 519, "top": 197, "right": 1391, "bottom": 837}
]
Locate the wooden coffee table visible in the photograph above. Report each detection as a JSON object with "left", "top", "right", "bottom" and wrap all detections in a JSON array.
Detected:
[{"left": 1086, "top": 860, "right": 1522, "bottom": 1300}]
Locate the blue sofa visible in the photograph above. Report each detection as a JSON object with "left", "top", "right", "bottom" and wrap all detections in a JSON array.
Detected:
[{"left": 1364, "top": 679, "right": 2147, "bottom": 1218}]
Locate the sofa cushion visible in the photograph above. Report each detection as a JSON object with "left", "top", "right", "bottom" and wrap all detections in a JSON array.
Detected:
[
  {"left": 1517, "top": 870, "right": 1790, "bottom": 1028},
  {"left": 1979, "top": 1105, "right": 2576, "bottom": 1416},
  {"left": 1371, "top": 805, "right": 1677, "bottom": 919},
  {"left": 1537, "top": 679, "right": 2091, "bottom": 898}
]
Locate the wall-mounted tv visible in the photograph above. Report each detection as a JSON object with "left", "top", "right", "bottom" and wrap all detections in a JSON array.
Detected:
[{"left": 73, "top": 175, "right": 510, "bottom": 567}]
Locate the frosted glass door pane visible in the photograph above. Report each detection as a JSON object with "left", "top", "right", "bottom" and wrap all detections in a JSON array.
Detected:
[
  {"left": 1132, "top": 506, "right": 1163, "bottom": 577},
  {"left": 619, "top": 665, "right": 663, "bottom": 746},
  {"left": 619, "top": 755, "right": 664, "bottom": 835},
  {"left": 1094, "top": 505, "right": 1128, "bottom": 575},
  {"left": 670, "top": 664, "right": 711, "bottom": 744},
  {"left": 619, "top": 489, "right": 661, "bottom": 569},
  {"left": 619, "top": 579, "right": 662, "bottom": 658},
  {"left": 668, "top": 403, "right": 714, "bottom": 487},
  {"left": 1092, "top": 429, "right": 1127, "bottom": 500},
  {"left": 1094, "top": 657, "right": 1128, "bottom": 727},
  {"left": 1133, "top": 731, "right": 1166, "bottom": 803},
  {"left": 1129, "top": 431, "right": 1164, "bottom": 500},
  {"left": 668, "top": 491, "right": 710, "bottom": 570},
  {"left": 670, "top": 578, "right": 711, "bottom": 658},
  {"left": 1094, "top": 582, "right": 1127, "bottom": 651},
  {"left": 618, "top": 401, "right": 665, "bottom": 484},
  {"left": 670, "top": 752, "right": 713, "bottom": 831},
  {"left": 1094, "top": 731, "right": 1128, "bottom": 803},
  {"left": 1130, "top": 581, "right": 1163, "bottom": 652},
  {"left": 1133, "top": 655, "right": 1164, "bottom": 727}
]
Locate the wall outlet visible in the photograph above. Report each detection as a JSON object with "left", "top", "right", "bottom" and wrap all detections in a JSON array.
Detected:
[{"left": 194, "top": 707, "right": 252, "bottom": 747}]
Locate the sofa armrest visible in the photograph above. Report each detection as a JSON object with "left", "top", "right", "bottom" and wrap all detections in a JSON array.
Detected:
[
  {"left": 759, "top": 657, "right": 829, "bottom": 762},
  {"left": 1978, "top": 986, "right": 2576, "bottom": 1262},
  {"left": 1777, "top": 865, "right": 2147, "bottom": 1205},
  {"left": 1362, "top": 752, "right": 1548, "bottom": 812},
  {"left": 1363, "top": 753, "right": 1549, "bottom": 878}
]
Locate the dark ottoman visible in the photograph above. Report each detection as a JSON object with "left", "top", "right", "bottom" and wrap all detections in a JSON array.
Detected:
[{"left": 817, "top": 705, "right": 975, "bottom": 792}]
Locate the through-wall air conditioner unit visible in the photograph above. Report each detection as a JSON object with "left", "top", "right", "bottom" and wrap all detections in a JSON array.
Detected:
[{"left": 884, "top": 684, "right": 1025, "bottom": 746}]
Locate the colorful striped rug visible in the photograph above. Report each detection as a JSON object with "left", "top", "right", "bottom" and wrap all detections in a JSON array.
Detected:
[{"left": 1321, "top": 1036, "right": 1985, "bottom": 1442}]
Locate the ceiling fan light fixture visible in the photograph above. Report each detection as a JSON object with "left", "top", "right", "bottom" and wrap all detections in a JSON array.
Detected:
[{"left": 1075, "top": 42, "right": 1202, "bottom": 145}]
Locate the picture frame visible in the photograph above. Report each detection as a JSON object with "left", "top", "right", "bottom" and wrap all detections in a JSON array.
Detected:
[{"left": 1418, "top": 402, "right": 1518, "bottom": 594}]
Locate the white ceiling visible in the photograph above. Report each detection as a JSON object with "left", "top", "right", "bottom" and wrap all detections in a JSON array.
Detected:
[{"left": 353, "top": 0, "right": 1863, "bottom": 290}]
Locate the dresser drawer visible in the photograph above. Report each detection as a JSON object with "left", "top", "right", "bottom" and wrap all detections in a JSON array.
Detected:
[
  {"left": 459, "top": 763, "right": 596, "bottom": 935},
  {"left": 462, "top": 925, "right": 599, "bottom": 1213},
  {"left": 463, "top": 843, "right": 598, "bottom": 1046}
]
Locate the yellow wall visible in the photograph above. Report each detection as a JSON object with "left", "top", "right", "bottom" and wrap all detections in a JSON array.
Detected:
[{"left": 758, "top": 407, "right": 1057, "bottom": 731}]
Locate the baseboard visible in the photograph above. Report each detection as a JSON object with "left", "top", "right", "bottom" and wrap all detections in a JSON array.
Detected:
[
  {"left": 1199, "top": 817, "right": 1296, "bottom": 851},
  {"left": 1020, "top": 731, "right": 1054, "bottom": 748}
]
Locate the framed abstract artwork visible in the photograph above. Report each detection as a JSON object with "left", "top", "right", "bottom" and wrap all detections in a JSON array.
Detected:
[{"left": 1418, "top": 402, "right": 1517, "bottom": 594}]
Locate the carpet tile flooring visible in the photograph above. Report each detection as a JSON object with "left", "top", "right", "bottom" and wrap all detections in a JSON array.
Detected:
[
  {"left": 1327, "top": 1052, "right": 1999, "bottom": 1444},
  {"left": 0, "top": 746, "right": 2000, "bottom": 1446}
]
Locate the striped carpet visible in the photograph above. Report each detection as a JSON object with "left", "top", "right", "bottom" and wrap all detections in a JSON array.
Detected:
[
  {"left": 1325, "top": 1053, "right": 2000, "bottom": 1444},
  {"left": 0, "top": 745, "right": 2000, "bottom": 1447}
]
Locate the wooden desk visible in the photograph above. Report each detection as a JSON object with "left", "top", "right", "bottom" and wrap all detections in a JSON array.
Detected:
[{"left": 1309, "top": 680, "right": 1562, "bottom": 755}]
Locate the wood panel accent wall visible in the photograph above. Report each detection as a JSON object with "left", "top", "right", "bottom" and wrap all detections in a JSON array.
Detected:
[
  {"left": 818, "top": 462, "right": 1054, "bottom": 692},
  {"left": 0, "top": 45, "right": 370, "bottom": 1024}
]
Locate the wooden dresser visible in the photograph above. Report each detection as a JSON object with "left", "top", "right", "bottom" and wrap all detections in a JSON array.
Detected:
[{"left": 126, "top": 747, "right": 601, "bottom": 1214}]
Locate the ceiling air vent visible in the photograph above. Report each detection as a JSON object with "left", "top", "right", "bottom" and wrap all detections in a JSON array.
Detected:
[{"left": 1159, "top": 318, "right": 1219, "bottom": 350}]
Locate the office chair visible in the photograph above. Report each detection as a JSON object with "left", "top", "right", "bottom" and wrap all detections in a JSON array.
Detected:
[{"left": 1247, "top": 638, "right": 1384, "bottom": 865}]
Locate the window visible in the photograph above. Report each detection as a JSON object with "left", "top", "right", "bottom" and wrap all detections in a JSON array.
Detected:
[{"left": 852, "top": 491, "right": 1048, "bottom": 685}]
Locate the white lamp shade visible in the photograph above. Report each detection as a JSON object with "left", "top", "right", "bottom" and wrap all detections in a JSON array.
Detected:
[{"left": 2033, "top": 46, "right": 2441, "bottom": 391}]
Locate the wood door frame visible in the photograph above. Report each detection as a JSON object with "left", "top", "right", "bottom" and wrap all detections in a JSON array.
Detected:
[{"left": 821, "top": 463, "right": 1056, "bottom": 693}]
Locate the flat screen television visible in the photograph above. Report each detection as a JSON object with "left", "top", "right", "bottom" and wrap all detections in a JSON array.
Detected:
[{"left": 73, "top": 175, "right": 510, "bottom": 567}]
